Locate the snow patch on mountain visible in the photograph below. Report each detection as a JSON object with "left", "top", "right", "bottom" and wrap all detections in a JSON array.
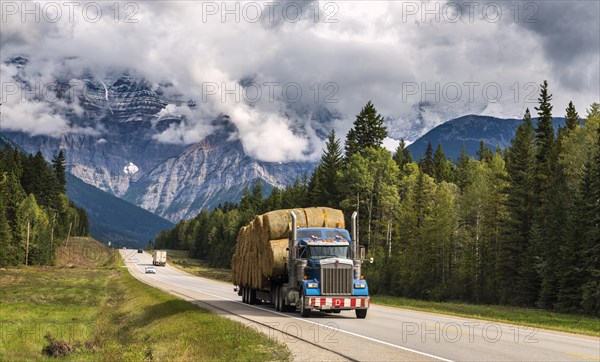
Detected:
[{"left": 123, "top": 162, "right": 139, "bottom": 175}]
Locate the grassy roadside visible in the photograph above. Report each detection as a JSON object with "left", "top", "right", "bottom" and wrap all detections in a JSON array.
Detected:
[
  {"left": 163, "top": 250, "right": 599, "bottom": 337},
  {"left": 0, "top": 239, "right": 289, "bottom": 361},
  {"left": 372, "top": 296, "right": 600, "bottom": 337},
  {"left": 165, "top": 249, "right": 232, "bottom": 283}
]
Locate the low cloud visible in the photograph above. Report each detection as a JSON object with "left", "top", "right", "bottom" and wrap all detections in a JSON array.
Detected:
[{"left": 1, "top": 1, "right": 598, "bottom": 161}]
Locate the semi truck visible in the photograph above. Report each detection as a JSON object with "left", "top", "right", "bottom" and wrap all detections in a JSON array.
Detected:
[
  {"left": 234, "top": 209, "right": 369, "bottom": 318},
  {"left": 152, "top": 250, "right": 167, "bottom": 266}
]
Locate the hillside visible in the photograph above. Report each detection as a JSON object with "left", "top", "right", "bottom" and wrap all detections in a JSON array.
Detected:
[
  {"left": 408, "top": 115, "right": 567, "bottom": 160},
  {"left": 66, "top": 173, "right": 173, "bottom": 248}
]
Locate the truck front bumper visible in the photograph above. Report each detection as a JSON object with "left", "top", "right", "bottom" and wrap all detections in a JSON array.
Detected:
[{"left": 305, "top": 296, "right": 369, "bottom": 310}]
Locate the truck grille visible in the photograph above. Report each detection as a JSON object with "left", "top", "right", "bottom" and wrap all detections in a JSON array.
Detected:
[{"left": 321, "top": 264, "right": 353, "bottom": 295}]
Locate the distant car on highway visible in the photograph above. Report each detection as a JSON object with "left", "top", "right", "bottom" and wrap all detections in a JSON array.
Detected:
[
  {"left": 145, "top": 267, "right": 156, "bottom": 274},
  {"left": 137, "top": 249, "right": 143, "bottom": 253}
]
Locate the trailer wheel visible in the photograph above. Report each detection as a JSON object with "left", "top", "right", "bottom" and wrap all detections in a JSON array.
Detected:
[
  {"left": 299, "top": 291, "right": 310, "bottom": 318},
  {"left": 355, "top": 309, "right": 367, "bottom": 319},
  {"left": 280, "top": 289, "right": 294, "bottom": 312},
  {"left": 248, "top": 288, "right": 256, "bottom": 305},
  {"left": 241, "top": 287, "right": 247, "bottom": 303},
  {"left": 274, "top": 286, "right": 281, "bottom": 311}
]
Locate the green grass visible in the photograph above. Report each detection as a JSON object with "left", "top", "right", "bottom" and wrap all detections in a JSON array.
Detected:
[
  {"left": 165, "top": 250, "right": 232, "bottom": 283},
  {"left": 0, "top": 239, "right": 290, "bottom": 361},
  {"left": 0, "top": 268, "right": 109, "bottom": 361},
  {"left": 372, "top": 296, "right": 600, "bottom": 337}
]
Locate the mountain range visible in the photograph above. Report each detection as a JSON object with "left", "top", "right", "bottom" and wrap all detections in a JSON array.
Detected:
[
  {"left": 2, "top": 58, "right": 569, "bottom": 245},
  {"left": 408, "top": 115, "right": 567, "bottom": 160}
]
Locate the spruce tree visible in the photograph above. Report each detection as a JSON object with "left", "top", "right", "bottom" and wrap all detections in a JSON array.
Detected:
[
  {"left": 393, "top": 139, "right": 413, "bottom": 172},
  {"left": 345, "top": 101, "right": 387, "bottom": 159},
  {"left": 579, "top": 124, "right": 600, "bottom": 315},
  {"left": 502, "top": 109, "right": 536, "bottom": 304},
  {"left": 477, "top": 140, "right": 493, "bottom": 163},
  {"left": 532, "top": 81, "right": 558, "bottom": 308},
  {"left": 455, "top": 144, "right": 470, "bottom": 191},
  {"left": 534, "top": 80, "right": 555, "bottom": 197},
  {"left": 565, "top": 101, "right": 579, "bottom": 130},
  {"left": 421, "top": 142, "right": 434, "bottom": 177},
  {"left": 433, "top": 144, "right": 450, "bottom": 182},
  {"left": 0, "top": 190, "right": 13, "bottom": 266},
  {"left": 52, "top": 150, "right": 67, "bottom": 193},
  {"left": 318, "top": 130, "right": 343, "bottom": 207}
]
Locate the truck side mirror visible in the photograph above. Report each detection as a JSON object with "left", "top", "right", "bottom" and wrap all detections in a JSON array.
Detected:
[{"left": 297, "top": 246, "right": 307, "bottom": 259}]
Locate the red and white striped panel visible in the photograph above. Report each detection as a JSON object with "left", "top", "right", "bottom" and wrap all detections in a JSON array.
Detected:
[{"left": 308, "top": 297, "right": 369, "bottom": 308}]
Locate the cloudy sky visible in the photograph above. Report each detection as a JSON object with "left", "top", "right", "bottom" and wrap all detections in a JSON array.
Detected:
[{"left": 1, "top": 0, "right": 599, "bottom": 162}]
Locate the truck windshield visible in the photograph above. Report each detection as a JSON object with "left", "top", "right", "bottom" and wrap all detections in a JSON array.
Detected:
[
  {"left": 308, "top": 246, "right": 349, "bottom": 260},
  {"left": 324, "top": 230, "right": 350, "bottom": 240}
]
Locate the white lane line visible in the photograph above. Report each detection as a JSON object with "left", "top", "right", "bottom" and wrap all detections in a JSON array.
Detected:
[
  {"left": 125, "top": 254, "right": 599, "bottom": 347},
  {"left": 151, "top": 277, "right": 454, "bottom": 362}
]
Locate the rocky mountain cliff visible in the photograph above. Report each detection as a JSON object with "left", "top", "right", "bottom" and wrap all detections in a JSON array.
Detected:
[
  {"left": 2, "top": 59, "right": 314, "bottom": 222},
  {"left": 3, "top": 57, "right": 539, "bottom": 223}
]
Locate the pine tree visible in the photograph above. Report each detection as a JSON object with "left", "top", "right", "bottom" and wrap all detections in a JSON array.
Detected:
[
  {"left": 534, "top": 80, "right": 555, "bottom": 198},
  {"left": 501, "top": 110, "right": 536, "bottom": 303},
  {"left": 421, "top": 142, "right": 434, "bottom": 177},
  {"left": 579, "top": 124, "right": 600, "bottom": 315},
  {"left": 586, "top": 103, "right": 600, "bottom": 120},
  {"left": 433, "top": 144, "right": 451, "bottom": 182},
  {"left": 52, "top": 150, "right": 67, "bottom": 193},
  {"left": 565, "top": 101, "right": 579, "bottom": 130},
  {"left": 318, "top": 130, "right": 343, "bottom": 207},
  {"left": 345, "top": 101, "right": 387, "bottom": 159},
  {"left": 393, "top": 139, "right": 412, "bottom": 171},
  {"left": 477, "top": 140, "right": 493, "bottom": 163},
  {"left": 0, "top": 190, "right": 13, "bottom": 266},
  {"left": 532, "top": 81, "right": 559, "bottom": 309},
  {"left": 307, "top": 169, "right": 324, "bottom": 205},
  {"left": 455, "top": 145, "right": 470, "bottom": 190},
  {"left": 1, "top": 172, "right": 26, "bottom": 235}
]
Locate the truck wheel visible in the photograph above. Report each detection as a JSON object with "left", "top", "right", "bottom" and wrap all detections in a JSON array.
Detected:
[
  {"left": 355, "top": 309, "right": 367, "bottom": 319},
  {"left": 248, "top": 288, "right": 256, "bottom": 305},
  {"left": 241, "top": 287, "right": 247, "bottom": 303},
  {"left": 274, "top": 286, "right": 281, "bottom": 311},
  {"left": 333, "top": 310, "right": 341, "bottom": 314},
  {"left": 300, "top": 292, "right": 310, "bottom": 318},
  {"left": 280, "top": 289, "right": 294, "bottom": 312}
]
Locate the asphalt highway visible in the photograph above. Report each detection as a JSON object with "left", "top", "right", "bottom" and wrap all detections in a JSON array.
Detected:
[{"left": 120, "top": 250, "right": 599, "bottom": 361}]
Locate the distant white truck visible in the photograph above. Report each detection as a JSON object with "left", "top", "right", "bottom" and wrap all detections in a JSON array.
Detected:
[{"left": 152, "top": 250, "right": 167, "bottom": 266}]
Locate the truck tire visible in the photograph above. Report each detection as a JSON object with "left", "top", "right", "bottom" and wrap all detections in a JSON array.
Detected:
[
  {"left": 280, "top": 289, "right": 294, "bottom": 313},
  {"left": 355, "top": 309, "right": 367, "bottom": 319},
  {"left": 299, "top": 292, "right": 310, "bottom": 318},
  {"left": 274, "top": 286, "right": 281, "bottom": 311},
  {"left": 241, "top": 287, "right": 247, "bottom": 303},
  {"left": 248, "top": 288, "right": 256, "bottom": 305}
]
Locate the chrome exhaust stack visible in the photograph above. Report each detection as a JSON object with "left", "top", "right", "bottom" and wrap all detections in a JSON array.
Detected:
[
  {"left": 290, "top": 210, "right": 298, "bottom": 283},
  {"left": 351, "top": 211, "right": 362, "bottom": 278}
]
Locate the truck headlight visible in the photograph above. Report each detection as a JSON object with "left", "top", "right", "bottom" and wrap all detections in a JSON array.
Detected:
[
  {"left": 354, "top": 283, "right": 366, "bottom": 289},
  {"left": 307, "top": 283, "right": 318, "bottom": 288}
]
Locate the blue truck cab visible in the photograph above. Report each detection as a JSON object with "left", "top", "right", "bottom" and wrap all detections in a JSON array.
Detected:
[{"left": 290, "top": 212, "right": 369, "bottom": 318}]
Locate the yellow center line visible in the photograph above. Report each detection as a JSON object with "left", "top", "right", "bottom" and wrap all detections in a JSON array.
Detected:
[{"left": 566, "top": 352, "right": 600, "bottom": 361}]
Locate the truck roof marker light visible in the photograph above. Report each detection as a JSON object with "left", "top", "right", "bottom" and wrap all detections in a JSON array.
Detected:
[
  {"left": 360, "top": 275, "right": 364, "bottom": 280},
  {"left": 335, "top": 222, "right": 341, "bottom": 228},
  {"left": 303, "top": 275, "right": 308, "bottom": 280}
]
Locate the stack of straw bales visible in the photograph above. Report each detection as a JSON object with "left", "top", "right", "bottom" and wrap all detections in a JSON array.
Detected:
[{"left": 231, "top": 207, "right": 345, "bottom": 289}]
